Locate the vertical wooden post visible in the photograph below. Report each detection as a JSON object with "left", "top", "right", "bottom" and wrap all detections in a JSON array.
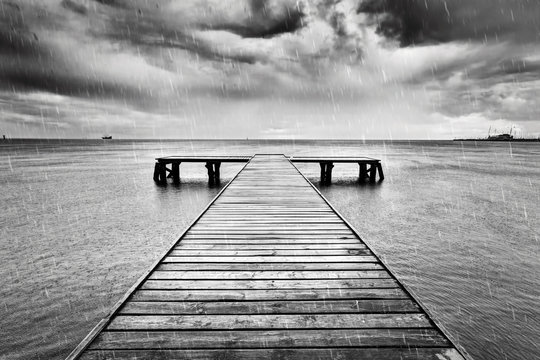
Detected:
[
  {"left": 369, "top": 163, "right": 377, "bottom": 183},
  {"left": 214, "top": 162, "right": 221, "bottom": 184},
  {"left": 319, "top": 162, "right": 326, "bottom": 183},
  {"left": 377, "top": 162, "right": 384, "bottom": 181},
  {"left": 326, "top": 162, "right": 334, "bottom": 185},
  {"left": 172, "top": 162, "right": 180, "bottom": 184},
  {"left": 154, "top": 162, "right": 166, "bottom": 184},
  {"left": 153, "top": 162, "right": 160, "bottom": 182},
  {"left": 359, "top": 163, "right": 367, "bottom": 183},
  {"left": 206, "top": 162, "right": 215, "bottom": 185}
]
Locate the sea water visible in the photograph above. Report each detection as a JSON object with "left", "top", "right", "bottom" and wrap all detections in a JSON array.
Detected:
[{"left": 0, "top": 139, "right": 538, "bottom": 359}]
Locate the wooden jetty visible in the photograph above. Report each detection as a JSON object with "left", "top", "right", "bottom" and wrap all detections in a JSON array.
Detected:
[
  {"left": 154, "top": 155, "right": 383, "bottom": 185},
  {"left": 154, "top": 156, "right": 252, "bottom": 185},
  {"left": 289, "top": 156, "right": 383, "bottom": 185},
  {"left": 69, "top": 155, "right": 466, "bottom": 360}
]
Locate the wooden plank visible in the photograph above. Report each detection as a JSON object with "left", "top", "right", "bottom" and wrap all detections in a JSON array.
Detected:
[
  {"left": 80, "top": 348, "right": 465, "bottom": 360},
  {"left": 119, "top": 299, "right": 419, "bottom": 315},
  {"left": 131, "top": 288, "right": 408, "bottom": 301},
  {"left": 188, "top": 226, "right": 351, "bottom": 231},
  {"left": 141, "top": 279, "right": 398, "bottom": 290},
  {"left": 198, "top": 217, "right": 342, "bottom": 221},
  {"left": 157, "top": 263, "right": 385, "bottom": 271},
  {"left": 195, "top": 220, "right": 345, "bottom": 224},
  {"left": 174, "top": 244, "right": 367, "bottom": 250},
  {"left": 169, "top": 249, "right": 372, "bottom": 256},
  {"left": 90, "top": 328, "right": 447, "bottom": 349},
  {"left": 162, "top": 255, "right": 379, "bottom": 263},
  {"left": 186, "top": 231, "right": 354, "bottom": 235},
  {"left": 181, "top": 235, "right": 358, "bottom": 239},
  {"left": 179, "top": 237, "right": 359, "bottom": 242},
  {"left": 149, "top": 270, "right": 389, "bottom": 280},
  {"left": 107, "top": 313, "right": 431, "bottom": 330}
]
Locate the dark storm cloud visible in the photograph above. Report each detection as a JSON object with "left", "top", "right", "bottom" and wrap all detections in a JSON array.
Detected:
[
  {"left": 206, "top": 0, "right": 306, "bottom": 38},
  {"left": 358, "top": 0, "right": 540, "bottom": 46},
  {"left": 59, "top": 0, "right": 294, "bottom": 63},
  {"left": 499, "top": 58, "right": 540, "bottom": 76},
  {"left": 0, "top": 64, "right": 144, "bottom": 100},
  {"left": 0, "top": 28, "right": 40, "bottom": 57},
  {"left": 61, "top": 0, "right": 88, "bottom": 15}
]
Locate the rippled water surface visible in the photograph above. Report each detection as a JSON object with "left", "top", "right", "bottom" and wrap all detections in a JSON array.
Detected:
[{"left": 0, "top": 139, "right": 538, "bottom": 360}]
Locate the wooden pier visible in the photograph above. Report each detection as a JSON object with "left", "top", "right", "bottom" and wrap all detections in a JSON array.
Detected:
[
  {"left": 153, "top": 156, "right": 251, "bottom": 185},
  {"left": 289, "top": 156, "right": 383, "bottom": 184},
  {"left": 154, "top": 155, "right": 383, "bottom": 185},
  {"left": 69, "top": 155, "right": 466, "bottom": 360}
]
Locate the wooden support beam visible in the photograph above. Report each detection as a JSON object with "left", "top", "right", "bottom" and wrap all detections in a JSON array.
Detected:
[
  {"left": 377, "top": 163, "right": 384, "bottom": 182},
  {"left": 359, "top": 163, "right": 368, "bottom": 183},
  {"left": 319, "top": 162, "right": 334, "bottom": 185},
  {"left": 214, "top": 162, "right": 221, "bottom": 184},
  {"left": 326, "top": 162, "right": 334, "bottom": 185},
  {"left": 159, "top": 164, "right": 167, "bottom": 184},
  {"left": 172, "top": 163, "right": 180, "bottom": 184},
  {"left": 153, "top": 162, "right": 167, "bottom": 184},
  {"left": 153, "top": 162, "right": 160, "bottom": 183},
  {"left": 205, "top": 162, "right": 215, "bottom": 185},
  {"left": 369, "top": 163, "right": 377, "bottom": 183}
]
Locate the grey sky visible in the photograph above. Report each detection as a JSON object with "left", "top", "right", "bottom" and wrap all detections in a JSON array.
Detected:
[{"left": 1, "top": 0, "right": 539, "bottom": 139}]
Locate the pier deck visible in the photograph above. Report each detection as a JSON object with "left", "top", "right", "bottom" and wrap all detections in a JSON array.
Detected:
[
  {"left": 70, "top": 155, "right": 465, "bottom": 360},
  {"left": 154, "top": 155, "right": 383, "bottom": 184}
]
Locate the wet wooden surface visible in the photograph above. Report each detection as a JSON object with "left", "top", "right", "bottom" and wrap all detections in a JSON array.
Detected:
[{"left": 71, "top": 155, "right": 466, "bottom": 360}]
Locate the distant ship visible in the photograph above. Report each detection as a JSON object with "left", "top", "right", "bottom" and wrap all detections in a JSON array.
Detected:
[
  {"left": 101, "top": 135, "right": 112, "bottom": 140},
  {"left": 454, "top": 127, "right": 539, "bottom": 142}
]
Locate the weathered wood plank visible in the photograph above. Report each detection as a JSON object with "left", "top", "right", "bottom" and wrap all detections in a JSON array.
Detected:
[
  {"left": 149, "top": 270, "right": 389, "bottom": 280},
  {"left": 169, "top": 249, "right": 372, "bottom": 256},
  {"left": 141, "top": 278, "right": 398, "bottom": 290},
  {"left": 131, "top": 288, "right": 409, "bottom": 301},
  {"left": 80, "top": 348, "right": 465, "bottom": 360},
  {"left": 119, "top": 299, "right": 420, "bottom": 315},
  {"left": 195, "top": 220, "right": 345, "bottom": 224},
  {"left": 179, "top": 238, "right": 359, "bottom": 243},
  {"left": 107, "top": 313, "right": 431, "bottom": 330},
  {"left": 157, "top": 263, "right": 385, "bottom": 271},
  {"left": 90, "top": 328, "right": 447, "bottom": 349},
  {"left": 162, "top": 255, "right": 379, "bottom": 263},
  {"left": 175, "top": 244, "right": 367, "bottom": 250},
  {"left": 187, "top": 229, "right": 353, "bottom": 233},
  {"left": 181, "top": 235, "right": 358, "bottom": 240}
]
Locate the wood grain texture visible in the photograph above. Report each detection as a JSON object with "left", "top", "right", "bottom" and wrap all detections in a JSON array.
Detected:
[
  {"left": 80, "top": 348, "right": 465, "bottom": 360},
  {"left": 90, "top": 328, "right": 448, "bottom": 349},
  {"left": 119, "top": 299, "right": 420, "bottom": 315},
  {"left": 71, "top": 155, "right": 466, "bottom": 360}
]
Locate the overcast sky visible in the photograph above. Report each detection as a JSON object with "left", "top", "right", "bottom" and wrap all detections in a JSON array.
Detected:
[{"left": 1, "top": 0, "right": 539, "bottom": 139}]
